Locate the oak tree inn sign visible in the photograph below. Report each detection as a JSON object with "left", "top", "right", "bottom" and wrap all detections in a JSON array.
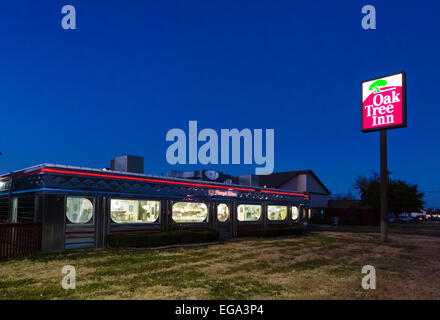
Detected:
[
  {"left": 361, "top": 71, "right": 407, "bottom": 241},
  {"left": 361, "top": 71, "right": 407, "bottom": 132}
]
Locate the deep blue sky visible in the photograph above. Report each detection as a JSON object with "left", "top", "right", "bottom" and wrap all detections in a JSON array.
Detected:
[{"left": 1, "top": 1, "right": 439, "bottom": 208}]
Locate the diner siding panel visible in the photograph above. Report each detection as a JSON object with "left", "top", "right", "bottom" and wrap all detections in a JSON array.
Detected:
[
  {"left": 236, "top": 221, "right": 265, "bottom": 230},
  {"left": 216, "top": 224, "right": 232, "bottom": 238},
  {"left": 267, "top": 219, "right": 290, "bottom": 226},
  {"left": 17, "top": 196, "right": 35, "bottom": 223},
  {"left": 65, "top": 224, "right": 95, "bottom": 249},
  {"left": 0, "top": 196, "right": 9, "bottom": 222},
  {"left": 109, "top": 223, "right": 161, "bottom": 234},
  {"left": 170, "top": 223, "right": 211, "bottom": 231}
]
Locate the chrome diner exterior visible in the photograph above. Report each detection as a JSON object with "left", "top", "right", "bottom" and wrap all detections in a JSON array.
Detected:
[{"left": 0, "top": 164, "right": 310, "bottom": 252}]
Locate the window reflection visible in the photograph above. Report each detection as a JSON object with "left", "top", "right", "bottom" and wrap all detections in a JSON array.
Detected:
[
  {"left": 172, "top": 202, "right": 208, "bottom": 223},
  {"left": 292, "top": 206, "right": 299, "bottom": 221},
  {"left": 66, "top": 197, "right": 94, "bottom": 224},
  {"left": 268, "top": 205, "right": 287, "bottom": 221},
  {"left": 217, "top": 203, "right": 230, "bottom": 222},
  {"left": 237, "top": 204, "right": 261, "bottom": 221},
  {"left": 111, "top": 199, "right": 160, "bottom": 223}
]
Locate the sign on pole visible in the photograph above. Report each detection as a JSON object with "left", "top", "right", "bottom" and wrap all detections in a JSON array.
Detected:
[
  {"left": 361, "top": 72, "right": 407, "bottom": 132},
  {"left": 361, "top": 71, "right": 407, "bottom": 241}
]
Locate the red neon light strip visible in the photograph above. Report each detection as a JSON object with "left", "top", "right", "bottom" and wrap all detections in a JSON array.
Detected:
[
  {"left": 13, "top": 167, "right": 309, "bottom": 198},
  {"left": 261, "top": 189, "right": 310, "bottom": 198}
]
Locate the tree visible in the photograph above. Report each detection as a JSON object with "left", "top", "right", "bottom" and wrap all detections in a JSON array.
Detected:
[
  {"left": 369, "top": 79, "right": 388, "bottom": 93},
  {"left": 329, "top": 191, "right": 356, "bottom": 200},
  {"left": 354, "top": 173, "right": 424, "bottom": 214}
]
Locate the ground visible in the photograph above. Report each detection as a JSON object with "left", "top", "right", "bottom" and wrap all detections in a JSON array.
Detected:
[{"left": 1, "top": 225, "right": 439, "bottom": 300}]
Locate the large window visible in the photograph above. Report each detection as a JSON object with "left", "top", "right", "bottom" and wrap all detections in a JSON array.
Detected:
[
  {"left": 66, "top": 197, "right": 94, "bottom": 224},
  {"left": 111, "top": 199, "right": 160, "bottom": 223},
  {"left": 268, "top": 205, "right": 287, "bottom": 221},
  {"left": 172, "top": 202, "right": 208, "bottom": 223},
  {"left": 237, "top": 204, "right": 261, "bottom": 221},
  {"left": 292, "top": 206, "right": 299, "bottom": 221},
  {"left": 217, "top": 203, "right": 230, "bottom": 222}
]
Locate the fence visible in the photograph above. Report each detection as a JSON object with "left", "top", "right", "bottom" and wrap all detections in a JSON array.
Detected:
[{"left": 0, "top": 223, "right": 42, "bottom": 261}]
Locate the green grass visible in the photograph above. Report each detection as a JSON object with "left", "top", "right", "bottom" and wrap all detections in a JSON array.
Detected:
[{"left": 0, "top": 231, "right": 438, "bottom": 299}]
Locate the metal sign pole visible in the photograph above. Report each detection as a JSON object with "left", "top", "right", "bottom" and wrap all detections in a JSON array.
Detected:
[{"left": 380, "top": 130, "right": 388, "bottom": 241}]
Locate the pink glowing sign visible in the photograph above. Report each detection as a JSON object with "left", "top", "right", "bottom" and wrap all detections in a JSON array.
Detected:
[{"left": 361, "top": 72, "right": 407, "bottom": 132}]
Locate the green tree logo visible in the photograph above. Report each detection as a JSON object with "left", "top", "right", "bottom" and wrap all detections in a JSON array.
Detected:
[{"left": 369, "top": 79, "right": 388, "bottom": 93}]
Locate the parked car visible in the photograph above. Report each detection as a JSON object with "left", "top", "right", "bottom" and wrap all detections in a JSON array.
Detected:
[
  {"left": 410, "top": 216, "right": 423, "bottom": 223},
  {"left": 398, "top": 215, "right": 412, "bottom": 223}
]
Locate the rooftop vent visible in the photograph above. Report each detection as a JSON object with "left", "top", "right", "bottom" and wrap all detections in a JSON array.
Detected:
[{"left": 110, "top": 155, "right": 144, "bottom": 174}]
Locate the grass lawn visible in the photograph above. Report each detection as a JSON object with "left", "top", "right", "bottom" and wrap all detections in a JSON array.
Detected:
[{"left": 1, "top": 229, "right": 439, "bottom": 299}]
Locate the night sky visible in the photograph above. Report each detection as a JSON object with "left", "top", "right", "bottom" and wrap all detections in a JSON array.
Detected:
[{"left": 1, "top": 1, "right": 439, "bottom": 208}]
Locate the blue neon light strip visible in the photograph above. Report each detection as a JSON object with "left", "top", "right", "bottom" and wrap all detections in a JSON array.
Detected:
[
  {"left": 8, "top": 187, "right": 241, "bottom": 201},
  {"left": 65, "top": 242, "right": 95, "bottom": 249}
]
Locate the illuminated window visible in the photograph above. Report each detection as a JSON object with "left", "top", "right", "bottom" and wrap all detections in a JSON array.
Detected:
[
  {"left": 268, "top": 205, "right": 287, "bottom": 221},
  {"left": 217, "top": 203, "right": 230, "bottom": 222},
  {"left": 172, "top": 202, "right": 208, "bottom": 223},
  {"left": 66, "top": 197, "right": 94, "bottom": 224},
  {"left": 292, "top": 206, "right": 299, "bottom": 221},
  {"left": 237, "top": 204, "right": 261, "bottom": 222},
  {"left": 111, "top": 199, "right": 160, "bottom": 223}
]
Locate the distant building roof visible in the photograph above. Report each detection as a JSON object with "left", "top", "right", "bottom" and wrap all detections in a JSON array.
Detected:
[{"left": 257, "top": 170, "right": 330, "bottom": 195}]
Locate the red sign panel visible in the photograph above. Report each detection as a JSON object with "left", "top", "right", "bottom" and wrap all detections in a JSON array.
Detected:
[{"left": 361, "top": 72, "right": 407, "bottom": 132}]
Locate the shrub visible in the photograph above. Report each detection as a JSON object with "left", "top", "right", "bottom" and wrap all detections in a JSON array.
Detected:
[
  {"left": 237, "top": 225, "right": 304, "bottom": 238},
  {"left": 107, "top": 229, "right": 220, "bottom": 248}
]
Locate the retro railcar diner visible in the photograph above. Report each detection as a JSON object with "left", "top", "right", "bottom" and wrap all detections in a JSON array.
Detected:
[{"left": 0, "top": 163, "right": 310, "bottom": 252}]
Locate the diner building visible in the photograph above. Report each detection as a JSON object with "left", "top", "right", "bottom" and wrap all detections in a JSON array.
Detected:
[{"left": 0, "top": 156, "right": 310, "bottom": 252}]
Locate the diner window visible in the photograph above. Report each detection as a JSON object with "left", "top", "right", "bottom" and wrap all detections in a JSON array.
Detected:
[
  {"left": 267, "top": 205, "right": 287, "bottom": 221},
  {"left": 66, "top": 197, "right": 94, "bottom": 224},
  {"left": 292, "top": 206, "right": 299, "bottom": 221},
  {"left": 217, "top": 203, "right": 230, "bottom": 222},
  {"left": 237, "top": 204, "right": 261, "bottom": 222},
  {"left": 111, "top": 199, "right": 160, "bottom": 223},
  {"left": 172, "top": 202, "right": 208, "bottom": 223}
]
